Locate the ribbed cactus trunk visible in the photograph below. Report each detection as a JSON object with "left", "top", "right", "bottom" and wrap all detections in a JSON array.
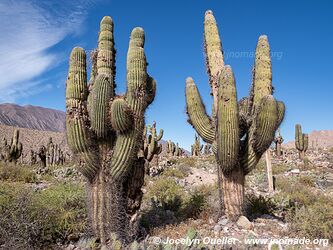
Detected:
[
  {"left": 185, "top": 11, "right": 285, "bottom": 220},
  {"left": 295, "top": 124, "right": 308, "bottom": 160},
  {"left": 65, "top": 17, "right": 156, "bottom": 245},
  {"left": 221, "top": 167, "right": 245, "bottom": 219}
]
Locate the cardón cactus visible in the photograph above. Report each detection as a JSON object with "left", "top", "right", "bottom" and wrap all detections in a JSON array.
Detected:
[
  {"left": 191, "top": 134, "right": 203, "bottom": 156},
  {"left": 167, "top": 140, "right": 176, "bottom": 156},
  {"left": 65, "top": 16, "right": 155, "bottom": 244},
  {"left": 185, "top": 10, "right": 285, "bottom": 219},
  {"left": 295, "top": 124, "right": 308, "bottom": 160},
  {"left": 0, "top": 129, "right": 23, "bottom": 163},
  {"left": 274, "top": 128, "right": 284, "bottom": 157},
  {"left": 143, "top": 121, "right": 163, "bottom": 172}
]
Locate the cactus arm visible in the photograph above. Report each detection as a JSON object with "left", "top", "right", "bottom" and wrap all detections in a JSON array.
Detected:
[
  {"left": 204, "top": 10, "right": 224, "bottom": 115},
  {"left": 109, "top": 27, "right": 153, "bottom": 179},
  {"left": 65, "top": 47, "right": 99, "bottom": 180},
  {"left": 110, "top": 98, "right": 133, "bottom": 133},
  {"left": 185, "top": 77, "right": 215, "bottom": 144},
  {"left": 252, "top": 35, "right": 272, "bottom": 107},
  {"left": 252, "top": 95, "right": 278, "bottom": 155},
  {"left": 97, "top": 16, "right": 116, "bottom": 95},
  {"left": 303, "top": 134, "right": 309, "bottom": 152},
  {"left": 156, "top": 129, "right": 163, "bottom": 141},
  {"left": 216, "top": 66, "right": 239, "bottom": 172},
  {"left": 276, "top": 101, "right": 285, "bottom": 128},
  {"left": 146, "top": 75, "right": 156, "bottom": 106},
  {"left": 90, "top": 74, "right": 113, "bottom": 138}
]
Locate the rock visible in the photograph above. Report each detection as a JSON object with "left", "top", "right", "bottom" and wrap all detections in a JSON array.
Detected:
[
  {"left": 218, "top": 218, "right": 229, "bottom": 226},
  {"left": 236, "top": 216, "right": 252, "bottom": 230},
  {"left": 214, "top": 224, "right": 222, "bottom": 233},
  {"left": 260, "top": 214, "right": 276, "bottom": 220},
  {"left": 290, "top": 169, "right": 300, "bottom": 174},
  {"left": 66, "top": 244, "right": 75, "bottom": 250}
]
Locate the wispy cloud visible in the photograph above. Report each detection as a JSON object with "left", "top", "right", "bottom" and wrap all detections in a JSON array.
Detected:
[{"left": 0, "top": 0, "right": 94, "bottom": 102}]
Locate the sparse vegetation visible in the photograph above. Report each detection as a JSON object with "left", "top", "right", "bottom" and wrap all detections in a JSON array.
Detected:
[
  {"left": 246, "top": 194, "right": 277, "bottom": 218},
  {"left": 0, "top": 163, "right": 37, "bottom": 183},
  {"left": 0, "top": 181, "right": 86, "bottom": 249}
]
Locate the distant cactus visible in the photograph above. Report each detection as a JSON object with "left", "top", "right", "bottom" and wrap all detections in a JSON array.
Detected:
[
  {"left": 274, "top": 128, "right": 284, "bottom": 157},
  {"left": 30, "top": 149, "right": 37, "bottom": 165},
  {"left": 167, "top": 140, "right": 183, "bottom": 157},
  {"left": 203, "top": 143, "right": 212, "bottom": 155},
  {"left": 185, "top": 11, "right": 285, "bottom": 219},
  {"left": 295, "top": 124, "right": 308, "bottom": 160},
  {"left": 65, "top": 16, "right": 155, "bottom": 244},
  {"left": 143, "top": 121, "right": 163, "bottom": 172},
  {"left": 191, "top": 134, "right": 203, "bottom": 156},
  {"left": 167, "top": 140, "right": 176, "bottom": 156},
  {"left": 46, "top": 137, "right": 55, "bottom": 166},
  {"left": 0, "top": 129, "right": 23, "bottom": 163},
  {"left": 38, "top": 146, "right": 47, "bottom": 169},
  {"left": 174, "top": 143, "right": 181, "bottom": 156}
]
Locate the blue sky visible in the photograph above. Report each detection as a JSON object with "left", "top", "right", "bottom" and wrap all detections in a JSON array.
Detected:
[{"left": 0, "top": 0, "right": 332, "bottom": 150}]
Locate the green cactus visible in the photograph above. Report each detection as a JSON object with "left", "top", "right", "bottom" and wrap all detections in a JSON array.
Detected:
[
  {"left": 1, "top": 129, "right": 23, "bottom": 163},
  {"left": 191, "top": 134, "right": 203, "bottom": 156},
  {"left": 185, "top": 10, "right": 285, "bottom": 219},
  {"left": 295, "top": 124, "right": 308, "bottom": 160},
  {"left": 65, "top": 16, "right": 155, "bottom": 244},
  {"left": 46, "top": 137, "right": 55, "bottom": 166},
  {"left": 174, "top": 143, "right": 181, "bottom": 156},
  {"left": 274, "top": 128, "right": 284, "bottom": 157},
  {"left": 167, "top": 140, "right": 176, "bottom": 156},
  {"left": 143, "top": 121, "right": 163, "bottom": 172},
  {"left": 38, "top": 146, "right": 47, "bottom": 168}
]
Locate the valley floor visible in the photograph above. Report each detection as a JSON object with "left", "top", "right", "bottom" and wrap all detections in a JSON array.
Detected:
[{"left": 1, "top": 148, "right": 333, "bottom": 249}]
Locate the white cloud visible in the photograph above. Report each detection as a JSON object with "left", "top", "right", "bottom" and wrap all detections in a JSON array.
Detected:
[{"left": 0, "top": 0, "right": 94, "bottom": 102}]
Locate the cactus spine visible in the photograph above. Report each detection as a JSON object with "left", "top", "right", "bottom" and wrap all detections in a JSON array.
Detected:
[
  {"left": 191, "top": 134, "right": 203, "bottom": 156},
  {"left": 274, "top": 128, "right": 284, "bottom": 157},
  {"left": 143, "top": 121, "right": 163, "bottom": 173},
  {"left": 295, "top": 124, "right": 308, "bottom": 160},
  {"left": 185, "top": 11, "right": 285, "bottom": 219},
  {"left": 65, "top": 16, "right": 155, "bottom": 244}
]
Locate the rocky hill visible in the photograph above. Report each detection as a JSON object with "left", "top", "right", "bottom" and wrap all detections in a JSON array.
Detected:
[
  {"left": 0, "top": 103, "right": 65, "bottom": 132},
  {"left": 0, "top": 124, "right": 68, "bottom": 160},
  {"left": 284, "top": 130, "right": 333, "bottom": 149}
]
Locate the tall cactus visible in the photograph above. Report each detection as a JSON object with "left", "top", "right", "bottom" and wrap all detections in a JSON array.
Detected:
[
  {"left": 65, "top": 16, "right": 156, "bottom": 244},
  {"left": 167, "top": 140, "right": 176, "bottom": 156},
  {"left": 1, "top": 129, "right": 23, "bottom": 163},
  {"left": 295, "top": 124, "right": 308, "bottom": 160},
  {"left": 185, "top": 10, "right": 285, "bottom": 219},
  {"left": 143, "top": 121, "right": 163, "bottom": 172},
  {"left": 274, "top": 128, "right": 284, "bottom": 157},
  {"left": 191, "top": 134, "right": 203, "bottom": 156},
  {"left": 46, "top": 137, "right": 55, "bottom": 166}
]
